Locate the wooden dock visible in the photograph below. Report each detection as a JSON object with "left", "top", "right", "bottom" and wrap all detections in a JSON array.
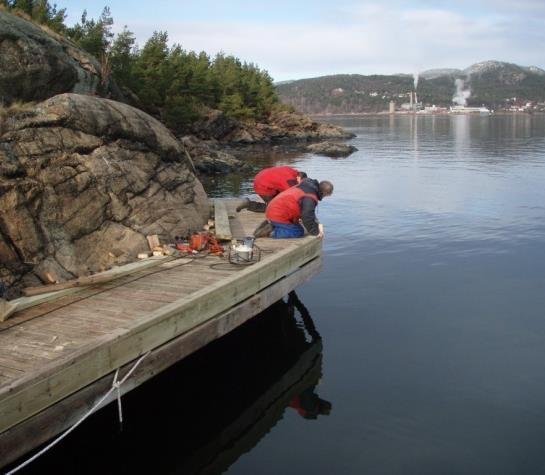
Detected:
[{"left": 0, "top": 199, "right": 323, "bottom": 469}]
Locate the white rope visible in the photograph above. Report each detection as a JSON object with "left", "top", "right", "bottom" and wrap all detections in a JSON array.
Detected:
[{"left": 7, "top": 351, "right": 151, "bottom": 475}]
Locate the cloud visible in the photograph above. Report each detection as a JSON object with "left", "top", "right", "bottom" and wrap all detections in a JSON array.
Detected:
[{"left": 124, "top": 2, "right": 545, "bottom": 81}]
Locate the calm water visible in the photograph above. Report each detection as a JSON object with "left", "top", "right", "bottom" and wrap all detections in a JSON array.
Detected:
[{"left": 10, "top": 114, "right": 545, "bottom": 474}]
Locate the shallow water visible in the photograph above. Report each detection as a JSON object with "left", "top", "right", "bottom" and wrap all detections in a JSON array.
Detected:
[{"left": 11, "top": 114, "right": 545, "bottom": 475}]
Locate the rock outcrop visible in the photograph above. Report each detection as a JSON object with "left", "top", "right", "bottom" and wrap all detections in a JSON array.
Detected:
[
  {"left": 181, "top": 135, "right": 252, "bottom": 175},
  {"left": 0, "top": 93, "right": 209, "bottom": 296},
  {"left": 0, "top": 10, "right": 123, "bottom": 105},
  {"left": 192, "top": 108, "right": 355, "bottom": 145},
  {"left": 306, "top": 141, "right": 358, "bottom": 157}
]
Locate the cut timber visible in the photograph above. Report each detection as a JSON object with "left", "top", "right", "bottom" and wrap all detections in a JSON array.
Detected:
[
  {"left": 0, "top": 299, "right": 18, "bottom": 322},
  {"left": 21, "top": 257, "right": 171, "bottom": 297},
  {"left": 146, "top": 235, "right": 161, "bottom": 251},
  {"left": 214, "top": 199, "right": 232, "bottom": 241}
]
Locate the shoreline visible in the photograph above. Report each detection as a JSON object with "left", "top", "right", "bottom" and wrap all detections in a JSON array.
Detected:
[{"left": 310, "top": 111, "right": 545, "bottom": 118}]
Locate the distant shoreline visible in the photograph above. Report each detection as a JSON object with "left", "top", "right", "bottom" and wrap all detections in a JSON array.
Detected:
[{"left": 310, "top": 111, "right": 545, "bottom": 118}]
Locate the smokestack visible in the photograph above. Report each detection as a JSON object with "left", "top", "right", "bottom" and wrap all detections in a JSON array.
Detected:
[{"left": 409, "top": 92, "right": 413, "bottom": 108}]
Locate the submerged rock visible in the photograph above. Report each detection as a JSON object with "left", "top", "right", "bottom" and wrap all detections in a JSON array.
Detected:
[
  {"left": 306, "top": 141, "right": 358, "bottom": 157},
  {"left": 0, "top": 93, "right": 209, "bottom": 296},
  {"left": 0, "top": 10, "right": 124, "bottom": 105}
]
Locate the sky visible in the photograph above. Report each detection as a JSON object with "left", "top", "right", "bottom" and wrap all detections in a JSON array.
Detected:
[{"left": 64, "top": 0, "right": 545, "bottom": 82}]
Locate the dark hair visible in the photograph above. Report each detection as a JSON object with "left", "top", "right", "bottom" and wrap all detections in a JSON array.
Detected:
[
  {"left": 298, "top": 171, "right": 307, "bottom": 179},
  {"left": 319, "top": 180, "right": 333, "bottom": 196}
]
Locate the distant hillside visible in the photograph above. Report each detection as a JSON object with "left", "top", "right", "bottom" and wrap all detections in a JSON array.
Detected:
[{"left": 276, "top": 61, "right": 545, "bottom": 114}]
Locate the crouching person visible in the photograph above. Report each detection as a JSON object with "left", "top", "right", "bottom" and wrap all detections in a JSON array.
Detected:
[
  {"left": 253, "top": 179, "right": 333, "bottom": 238},
  {"left": 237, "top": 166, "right": 307, "bottom": 213}
]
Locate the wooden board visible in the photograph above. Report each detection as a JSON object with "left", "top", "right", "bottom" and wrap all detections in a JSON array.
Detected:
[
  {"left": 0, "top": 257, "right": 321, "bottom": 469},
  {"left": 0, "top": 258, "right": 194, "bottom": 332},
  {"left": 214, "top": 199, "right": 232, "bottom": 241},
  {"left": 0, "top": 299, "right": 18, "bottom": 323},
  {"left": 21, "top": 256, "right": 171, "bottom": 297},
  {"left": 146, "top": 235, "right": 161, "bottom": 251}
]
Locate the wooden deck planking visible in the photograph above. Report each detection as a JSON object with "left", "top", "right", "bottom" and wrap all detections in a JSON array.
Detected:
[
  {"left": 0, "top": 256, "right": 322, "bottom": 469},
  {"left": 0, "top": 199, "right": 322, "bottom": 437},
  {"left": 0, "top": 253, "right": 292, "bottom": 371},
  {"left": 0, "top": 366, "right": 25, "bottom": 380},
  {"left": 0, "top": 259, "right": 187, "bottom": 332}
]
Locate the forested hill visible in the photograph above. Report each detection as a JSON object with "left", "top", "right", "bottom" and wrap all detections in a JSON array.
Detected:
[{"left": 276, "top": 61, "right": 545, "bottom": 114}]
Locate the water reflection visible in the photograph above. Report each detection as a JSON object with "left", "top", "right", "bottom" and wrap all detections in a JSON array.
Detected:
[{"left": 12, "top": 293, "right": 326, "bottom": 475}]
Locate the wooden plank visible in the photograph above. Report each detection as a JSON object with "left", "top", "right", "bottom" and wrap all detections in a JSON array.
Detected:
[
  {"left": 22, "top": 257, "right": 171, "bottom": 297},
  {"left": 0, "top": 257, "right": 186, "bottom": 330},
  {"left": 0, "top": 256, "right": 321, "bottom": 469},
  {"left": 214, "top": 199, "right": 232, "bottom": 241},
  {"left": 0, "top": 299, "right": 18, "bottom": 322},
  {"left": 0, "top": 237, "right": 321, "bottom": 433},
  {"left": 146, "top": 235, "right": 161, "bottom": 251}
]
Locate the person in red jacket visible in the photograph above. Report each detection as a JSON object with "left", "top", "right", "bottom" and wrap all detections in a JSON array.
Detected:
[
  {"left": 253, "top": 178, "right": 333, "bottom": 239},
  {"left": 236, "top": 166, "right": 307, "bottom": 212}
]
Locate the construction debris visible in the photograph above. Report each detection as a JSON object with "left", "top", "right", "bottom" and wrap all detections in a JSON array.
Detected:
[{"left": 146, "top": 235, "right": 161, "bottom": 251}]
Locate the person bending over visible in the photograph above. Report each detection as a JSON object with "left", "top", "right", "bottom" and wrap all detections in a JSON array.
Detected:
[
  {"left": 253, "top": 179, "right": 333, "bottom": 239},
  {"left": 237, "top": 166, "right": 307, "bottom": 212}
]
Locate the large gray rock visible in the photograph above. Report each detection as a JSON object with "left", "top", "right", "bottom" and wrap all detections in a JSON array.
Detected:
[
  {"left": 180, "top": 135, "right": 252, "bottom": 174},
  {"left": 0, "top": 10, "right": 123, "bottom": 105},
  {"left": 0, "top": 93, "right": 209, "bottom": 296},
  {"left": 306, "top": 141, "right": 358, "bottom": 157}
]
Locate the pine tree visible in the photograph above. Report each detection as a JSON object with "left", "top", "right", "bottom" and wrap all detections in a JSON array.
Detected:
[
  {"left": 67, "top": 7, "right": 113, "bottom": 59},
  {"left": 109, "top": 27, "right": 136, "bottom": 90}
]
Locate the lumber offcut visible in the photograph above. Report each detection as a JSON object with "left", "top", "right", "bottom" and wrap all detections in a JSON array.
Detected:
[
  {"left": 0, "top": 299, "right": 18, "bottom": 322},
  {"left": 214, "top": 199, "right": 232, "bottom": 241}
]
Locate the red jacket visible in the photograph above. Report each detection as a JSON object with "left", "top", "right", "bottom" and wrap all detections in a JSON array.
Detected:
[
  {"left": 253, "top": 166, "right": 299, "bottom": 197},
  {"left": 266, "top": 185, "right": 318, "bottom": 224}
]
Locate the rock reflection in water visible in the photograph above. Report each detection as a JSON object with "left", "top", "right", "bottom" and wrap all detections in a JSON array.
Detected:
[{"left": 12, "top": 292, "right": 327, "bottom": 475}]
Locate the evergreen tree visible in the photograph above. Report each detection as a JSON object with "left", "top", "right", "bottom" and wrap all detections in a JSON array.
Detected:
[
  {"left": 109, "top": 27, "right": 137, "bottom": 89},
  {"left": 67, "top": 7, "right": 113, "bottom": 59},
  {"left": 5, "top": 0, "right": 66, "bottom": 32},
  {"left": 131, "top": 31, "right": 170, "bottom": 109}
]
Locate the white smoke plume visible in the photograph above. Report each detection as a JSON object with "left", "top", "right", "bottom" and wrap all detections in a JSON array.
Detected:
[
  {"left": 452, "top": 78, "right": 471, "bottom": 106},
  {"left": 413, "top": 72, "right": 419, "bottom": 90}
]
